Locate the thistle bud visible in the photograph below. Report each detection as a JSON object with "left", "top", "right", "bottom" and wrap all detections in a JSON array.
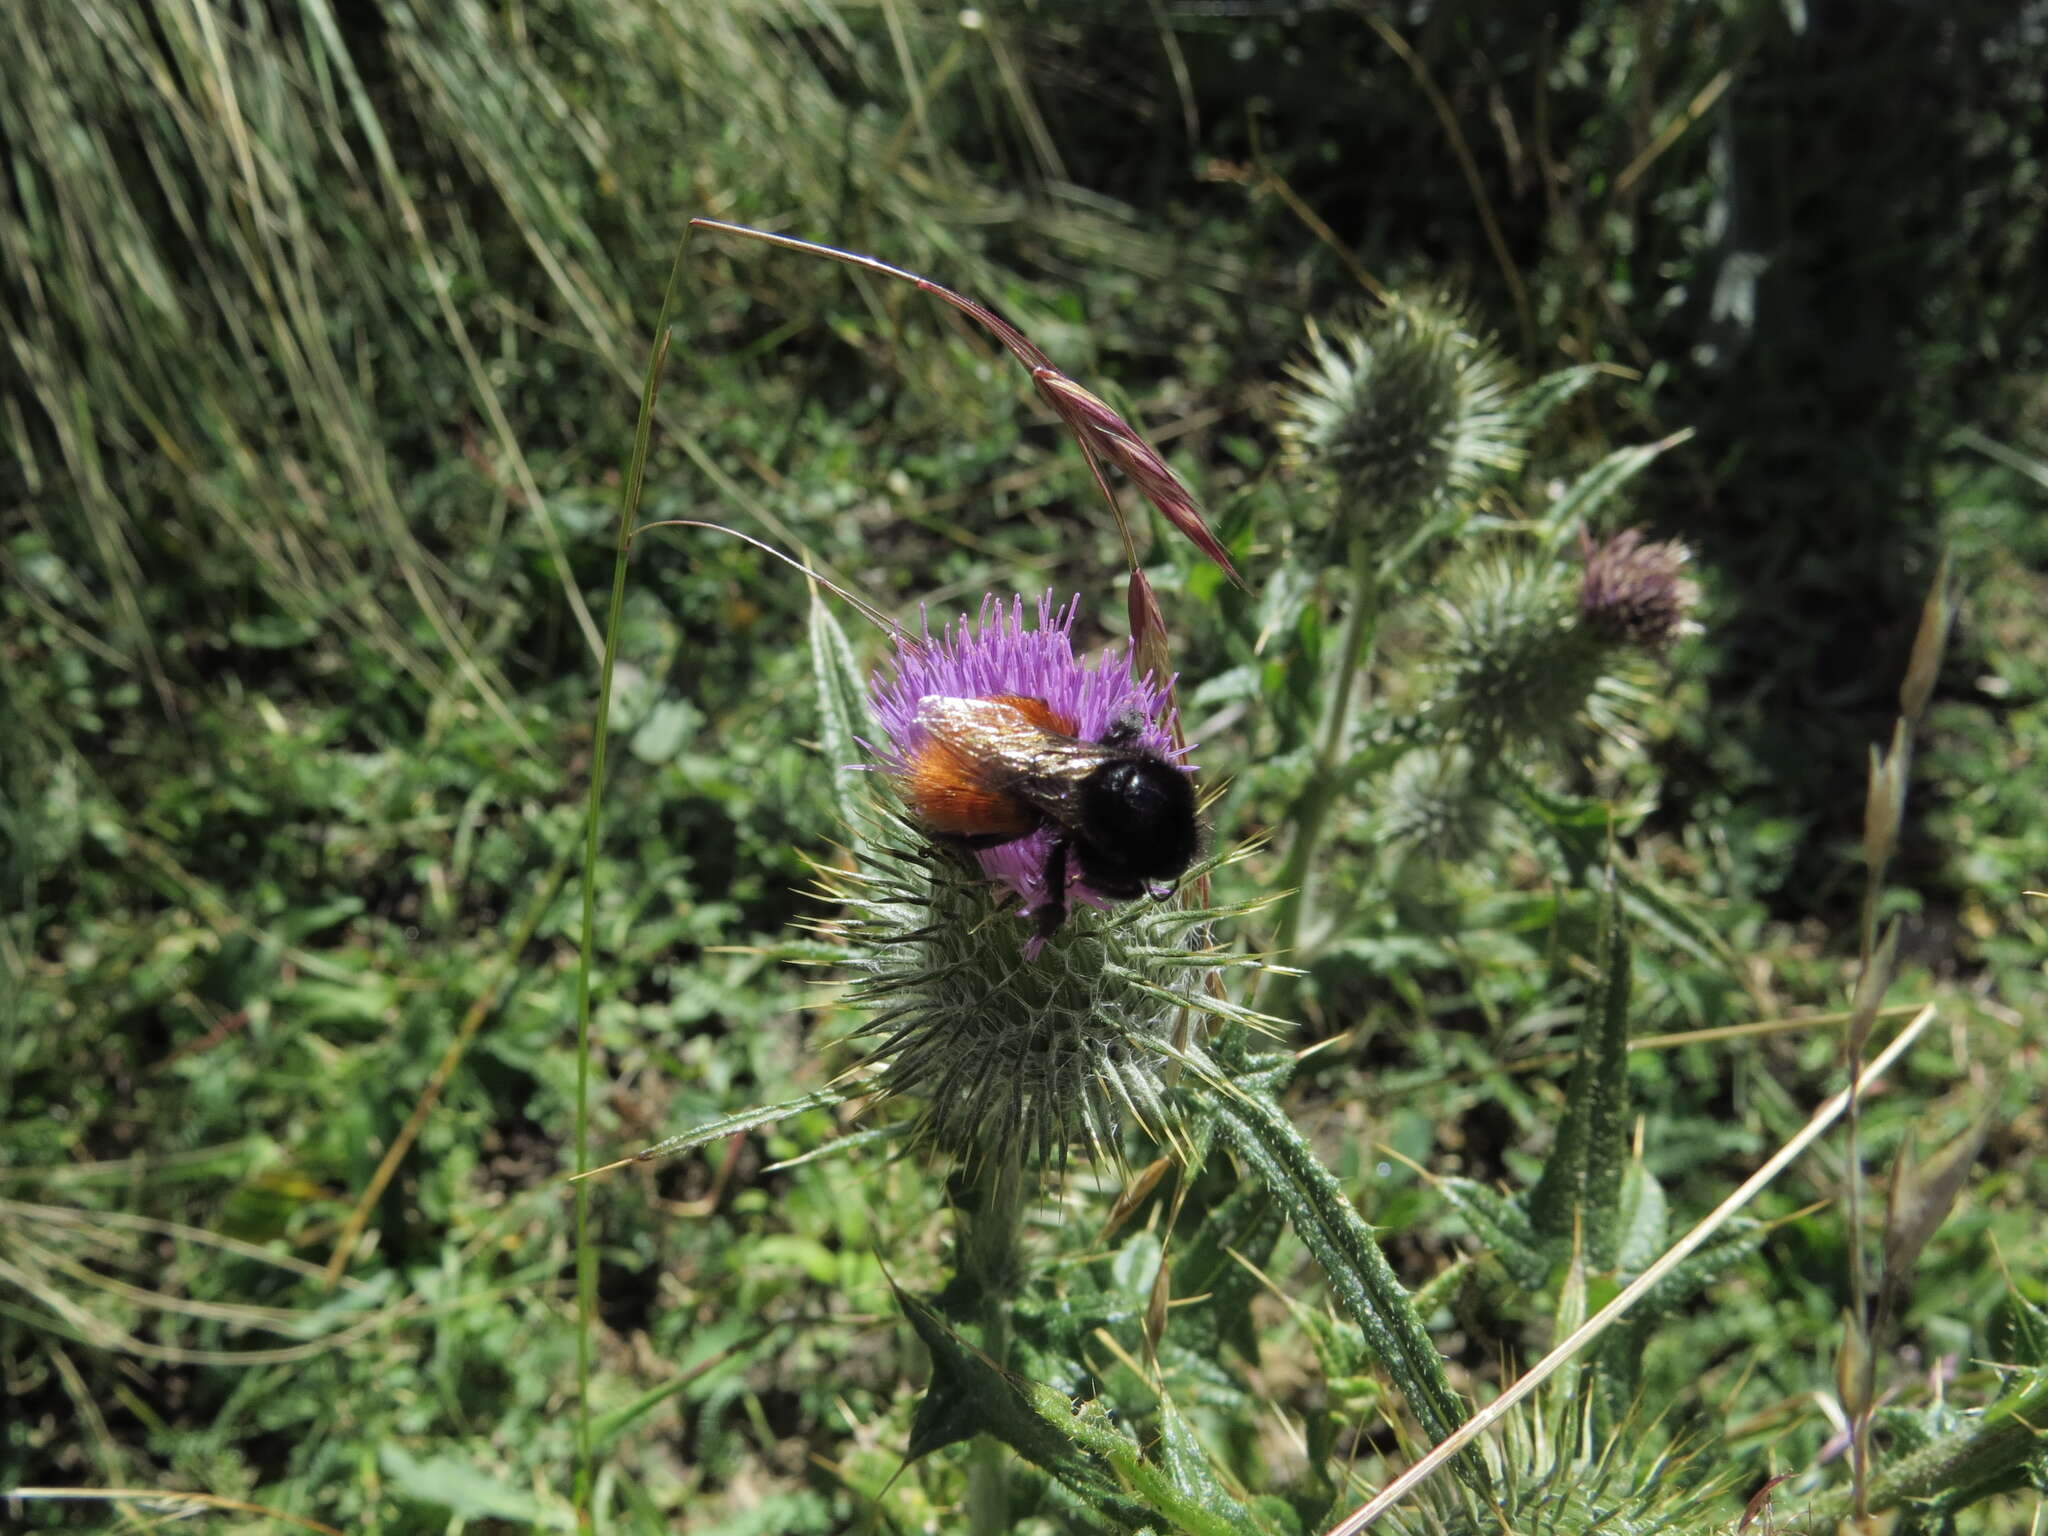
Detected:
[
  {"left": 1374, "top": 745, "right": 1500, "bottom": 864},
  {"left": 1427, "top": 552, "right": 1602, "bottom": 757},
  {"left": 1278, "top": 297, "right": 1523, "bottom": 540},
  {"left": 1575, "top": 528, "right": 1699, "bottom": 653},
  {"left": 846, "top": 593, "right": 1258, "bottom": 1170}
]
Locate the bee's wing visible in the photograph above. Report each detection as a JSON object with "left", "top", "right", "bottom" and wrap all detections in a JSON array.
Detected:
[{"left": 915, "top": 696, "right": 1104, "bottom": 814}]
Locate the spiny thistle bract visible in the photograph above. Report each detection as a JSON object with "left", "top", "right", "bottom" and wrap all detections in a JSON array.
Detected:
[
  {"left": 1577, "top": 528, "right": 1701, "bottom": 654},
  {"left": 1279, "top": 296, "right": 1524, "bottom": 538},
  {"left": 836, "top": 593, "right": 1265, "bottom": 1171},
  {"left": 1425, "top": 550, "right": 1606, "bottom": 758},
  {"left": 1392, "top": 1399, "right": 1731, "bottom": 1536}
]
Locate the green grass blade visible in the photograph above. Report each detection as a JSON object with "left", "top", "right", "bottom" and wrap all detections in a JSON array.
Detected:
[{"left": 571, "top": 221, "right": 694, "bottom": 1523}]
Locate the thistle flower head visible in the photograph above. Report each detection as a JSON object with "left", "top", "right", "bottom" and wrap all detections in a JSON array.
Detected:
[
  {"left": 1279, "top": 296, "right": 1524, "bottom": 537},
  {"left": 1576, "top": 528, "right": 1700, "bottom": 653},
  {"left": 834, "top": 593, "right": 1260, "bottom": 1171},
  {"left": 869, "top": 592, "right": 1185, "bottom": 921}
]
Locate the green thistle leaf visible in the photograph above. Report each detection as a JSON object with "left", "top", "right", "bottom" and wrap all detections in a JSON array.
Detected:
[
  {"left": 1437, "top": 1176, "right": 1551, "bottom": 1288},
  {"left": 896, "top": 1285, "right": 1135, "bottom": 1507},
  {"left": 1582, "top": 876, "right": 1635, "bottom": 1271},
  {"left": 1172, "top": 1179, "right": 1289, "bottom": 1362},
  {"left": 1528, "top": 873, "right": 1633, "bottom": 1269},
  {"left": 808, "top": 589, "right": 877, "bottom": 847},
  {"left": 623, "top": 1087, "right": 849, "bottom": 1166},
  {"left": 1513, "top": 363, "right": 1603, "bottom": 427},
  {"left": 1538, "top": 429, "right": 1693, "bottom": 554},
  {"left": 1209, "top": 1081, "right": 1481, "bottom": 1486}
]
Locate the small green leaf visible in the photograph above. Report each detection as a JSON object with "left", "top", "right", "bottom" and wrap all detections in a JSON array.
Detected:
[
  {"left": 1612, "top": 1162, "right": 1669, "bottom": 1273},
  {"left": 629, "top": 696, "right": 699, "bottom": 762},
  {"left": 379, "top": 1444, "right": 573, "bottom": 1527},
  {"left": 1992, "top": 1291, "right": 2048, "bottom": 1372},
  {"left": 1173, "top": 1180, "right": 1287, "bottom": 1360}
]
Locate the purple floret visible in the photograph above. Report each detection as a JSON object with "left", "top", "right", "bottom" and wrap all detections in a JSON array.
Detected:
[{"left": 870, "top": 593, "right": 1186, "bottom": 920}]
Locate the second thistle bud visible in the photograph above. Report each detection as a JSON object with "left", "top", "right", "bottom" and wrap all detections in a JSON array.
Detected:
[{"left": 1427, "top": 551, "right": 1603, "bottom": 758}]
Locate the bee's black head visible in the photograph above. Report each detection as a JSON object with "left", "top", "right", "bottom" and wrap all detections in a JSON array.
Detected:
[{"left": 1074, "top": 754, "right": 1199, "bottom": 897}]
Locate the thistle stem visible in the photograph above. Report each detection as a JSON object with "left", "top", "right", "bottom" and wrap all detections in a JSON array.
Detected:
[
  {"left": 959, "top": 1156, "right": 1025, "bottom": 1536},
  {"left": 1268, "top": 537, "right": 1382, "bottom": 1015}
]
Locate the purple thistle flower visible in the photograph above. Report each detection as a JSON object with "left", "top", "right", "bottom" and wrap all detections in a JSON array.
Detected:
[
  {"left": 1576, "top": 527, "right": 1700, "bottom": 653},
  {"left": 869, "top": 593, "right": 1188, "bottom": 924}
]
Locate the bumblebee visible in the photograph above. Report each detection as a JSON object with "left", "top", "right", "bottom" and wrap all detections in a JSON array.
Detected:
[{"left": 897, "top": 693, "right": 1200, "bottom": 938}]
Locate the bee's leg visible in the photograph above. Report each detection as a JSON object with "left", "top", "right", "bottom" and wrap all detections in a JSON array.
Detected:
[{"left": 1034, "top": 837, "right": 1071, "bottom": 941}]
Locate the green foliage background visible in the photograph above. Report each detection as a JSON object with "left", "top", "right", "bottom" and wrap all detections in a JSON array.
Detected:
[{"left": 3, "top": 1, "right": 2044, "bottom": 1530}]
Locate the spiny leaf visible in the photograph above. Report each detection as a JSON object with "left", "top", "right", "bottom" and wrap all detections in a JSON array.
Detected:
[
  {"left": 895, "top": 1285, "right": 1125, "bottom": 1500},
  {"left": 1513, "top": 363, "right": 1603, "bottom": 427},
  {"left": 1528, "top": 870, "right": 1634, "bottom": 1267},
  {"left": 1210, "top": 1084, "right": 1481, "bottom": 1488},
  {"left": 620, "top": 1088, "right": 849, "bottom": 1168},
  {"left": 1435, "top": 1177, "right": 1551, "bottom": 1287},
  {"left": 1582, "top": 874, "right": 1635, "bottom": 1271}
]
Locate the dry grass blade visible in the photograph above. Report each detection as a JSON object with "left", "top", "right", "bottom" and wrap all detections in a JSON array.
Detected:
[
  {"left": 1614, "top": 68, "right": 1735, "bottom": 195},
  {"left": 0, "top": 1248, "right": 399, "bottom": 1368},
  {"left": 1323, "top": 1002, "right": 1939, "bottom": 1536},
  {"left": 1352, "top": 5, "right": 1533, "bottom": 351}
]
